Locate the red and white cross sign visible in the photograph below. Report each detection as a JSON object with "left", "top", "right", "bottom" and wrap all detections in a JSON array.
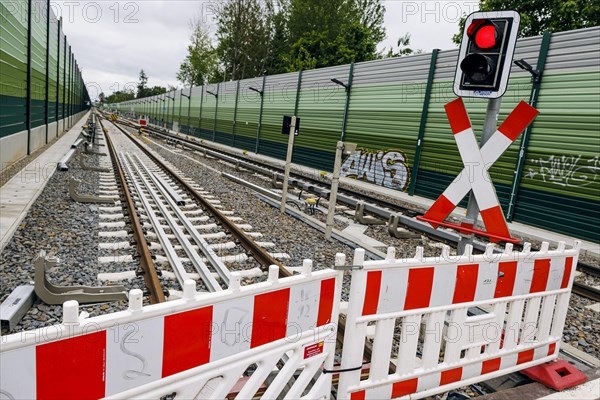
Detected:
[{"left": 417, "top": 98, "right": 538, "bottom": 242}]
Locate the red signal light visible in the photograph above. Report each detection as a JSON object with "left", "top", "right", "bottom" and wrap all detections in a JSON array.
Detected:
[
  {"left": 466, "top": 19, "right": 498, "bottom": 49},
  {"left": 467, "top": 19, "right": 486, "bottom": 37},
  {"left": 475, "top": 25, "right": 498, "bottom": 49}
]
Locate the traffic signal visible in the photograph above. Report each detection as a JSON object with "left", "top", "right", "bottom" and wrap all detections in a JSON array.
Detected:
[{"left": 453, "top": 11, "right": 520, "bottom": 99}]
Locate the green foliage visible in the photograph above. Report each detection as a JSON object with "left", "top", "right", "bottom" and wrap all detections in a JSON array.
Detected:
[
  {"left": 135, "top": 70, "right": 166, "bottom": 98},
  {"left": 215, "top": 0, "right": 272, "bottom": 81},
  {"left": 146, "top": 86, "right": 167, "bottom": 96},
  {"left": 177, "top": 18, "right": 218, "bottom": 86},
  {"left": 452, "top": 0, "right": 600, "bottom": 45},
  {"left": 287, "top": 21, "right": 378, "bottom": 70},
  {"left": 177, "top": 0, "right": 386, "bottom": 83},
  {"left": 286, "top": 0, "right": 384, "bottom": 69},
  {"left": 105, "top": 90, "right": 135, "bottom": 103}
]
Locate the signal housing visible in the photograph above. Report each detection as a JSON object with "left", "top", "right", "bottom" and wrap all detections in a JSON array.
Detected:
[{"left": 453, "top": 11, "right": 521, "bottom": 99}]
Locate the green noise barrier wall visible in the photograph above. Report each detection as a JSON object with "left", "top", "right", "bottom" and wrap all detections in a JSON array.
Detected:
[
  {"left": 111, "top": 27, "right": 599, "bottom": 243},
  {"left": 0, "top": 0, "right": 90, "bottom": 166}
]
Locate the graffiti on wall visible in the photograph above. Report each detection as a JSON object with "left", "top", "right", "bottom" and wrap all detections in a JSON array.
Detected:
[
  {"left": 525, "top": 155, "right": 599, "bottom": 188},
  {"left": 341, "top": 148, "right": 410, "bottom": 191}
]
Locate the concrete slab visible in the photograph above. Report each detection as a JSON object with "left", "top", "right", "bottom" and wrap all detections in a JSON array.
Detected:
[
  {"left": 539, "top": 378, "right": 599, "bottom": 399},
  {"left": 342, "top": 222, "right": 387, "bottom": 248},
  {"left": 0, "top": 111, "right": 90, "bottom": 252}
]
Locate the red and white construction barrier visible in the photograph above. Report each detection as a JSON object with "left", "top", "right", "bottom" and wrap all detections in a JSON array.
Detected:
[
  {"left": 0, "top": 265, "right": 341, "bottom": 400},
  {"left": 418, "top": 98, "right": 539, "bottom": 242},
  {"left": 337, "top": 241, "right": 580, "bottom": 400}
]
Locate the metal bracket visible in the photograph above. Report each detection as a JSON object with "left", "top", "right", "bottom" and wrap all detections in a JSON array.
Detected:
[
  {"left": 354, "top": 202, "right": 386, "bottom": 225},
  {"left": 271, "top": 173, "right": 283, "bottom": 189},
  {"left": 34, "top": 251, "right": 128, "bottom": 305},
  {"left": 388, "top": 213, "right": 422, "bottom": 239},
  {"left": 0, "top": 285, "right": 35, "bottom": 331},
  {"left": 69, "top": 177, "right": 116, "bottom": 204},
  {"left": 78, "top": 154, "right": 111, "bottom": 172}
]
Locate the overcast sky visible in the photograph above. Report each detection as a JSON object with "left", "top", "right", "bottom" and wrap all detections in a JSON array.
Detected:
[{"left": 53, "top": 0, "right": 480, "bottom": 100}]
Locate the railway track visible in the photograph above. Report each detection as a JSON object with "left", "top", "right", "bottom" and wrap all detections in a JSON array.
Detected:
[
  {"left": 114, "top": 115, "right": 600, "bottom": 307},
  {"left": 98, "top": 113, "right": 393, "bottom": 383},
  {"left": 114, "top": 116, "right": 597, "bottom": 258},
  {"left": 96, "top": 113, "right": 293, "bottom": 303}
]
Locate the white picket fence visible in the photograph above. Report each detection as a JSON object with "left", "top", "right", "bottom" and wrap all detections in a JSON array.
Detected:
[
  {"left": 0, "top": 241, "right": 580, "bottom": 399},
  {"left": 337, "top": 241, "right": 580, "bottom": 399}
]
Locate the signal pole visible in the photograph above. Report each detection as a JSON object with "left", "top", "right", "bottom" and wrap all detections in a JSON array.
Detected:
[{"left": 457, "top": 97, "right": 502, "bottom": 253}]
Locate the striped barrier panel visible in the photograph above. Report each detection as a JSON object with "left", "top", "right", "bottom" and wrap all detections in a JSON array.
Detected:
[
  {"left": 0, "top": 265, "right": 341, "bottom": 400},
  {"left": 337, "top": 241, "right": 580, "bottom": 400}
]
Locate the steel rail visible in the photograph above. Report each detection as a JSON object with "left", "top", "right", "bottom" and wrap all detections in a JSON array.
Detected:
[
  {"left": 572, "top": 281, "right": 600, "bottom": 302},
  {"left": 577, "top": 261, "right": 600, "bottom": 278},
  {"left": 98, "top": 116, "right": 165, "bottom": 304},
  {"left": 107, "top": 118, "right": 291, "bottom": 277},
  {"left": 130, "top": 153, "right": 230, "bottom": 288},
  {"left": 152, "top": 173, "right": 186, "bottom": 206},
  {"left": 120, "top": 153, "right": 196, "bottom": 289}
]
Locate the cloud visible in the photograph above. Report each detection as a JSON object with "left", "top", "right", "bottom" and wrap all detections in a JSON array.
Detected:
[{"left": 379, "top": 0, "right": 479, "bottom": 53}]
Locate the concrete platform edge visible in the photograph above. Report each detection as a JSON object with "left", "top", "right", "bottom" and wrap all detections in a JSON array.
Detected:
[{"left": 0, "top": 111, "right": 90, "bottom": 253}]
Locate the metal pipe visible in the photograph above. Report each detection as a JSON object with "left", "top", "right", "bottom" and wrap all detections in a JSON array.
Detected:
[
  {"left": 26, "top": 0, "right": 32, "bottom": 154},
  {"left": 457, "top": 97, "right": 502, "bottom": 253},
  {"left": 57, "top": 137, "right": 85, "bottom": 171},
  {"left": 254, "top": 75, "right": 267, "bottom": 153}
]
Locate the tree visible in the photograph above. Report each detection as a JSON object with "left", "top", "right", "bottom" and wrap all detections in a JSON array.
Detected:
[
  {"left": 286, "top": 0, "right": 385, "bottom": 69},
  {"left": 179, "top": 0, "right": 386, "bottom": 81},
  {"left": 452, "top": 0, "right": 600, "bottom": 44},
  {"left": 98, "top": 92, "right": 105, "bottom": 104},
  {"left": 352, "top": 0, "right": 386, "bottom": 44},
  {"left": 147, "top": 86, "right": 167, "bottom": 96},
  {"left": 137, "top": 69, "right": 148, "bottom": 98},
  {"left": 215, "top": 0, "right": 272, "bottom": 81},
  {"left": 177, "top": 18, "right": 218, "bottom": 86},
  {"left": 105, "top": 89, "right": 135, "bottom": 104},
  {"left": 383, "top": 33, "right": 422, "bottom": 58},
  {"left": 263, "top": 0, "right": 290, "bottom": 75},
  {"left": 287, "top": 20, "right": 379, "bottom": 70}
]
